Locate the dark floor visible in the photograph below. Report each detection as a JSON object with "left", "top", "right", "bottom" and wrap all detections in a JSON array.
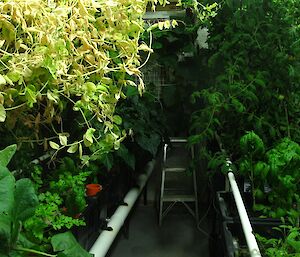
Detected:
[{"left": 108, "top": 202, "right": 212, "bottom": 257}]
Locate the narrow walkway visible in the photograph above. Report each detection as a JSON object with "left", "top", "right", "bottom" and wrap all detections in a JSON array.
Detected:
[{"left": 108, "top": 203, "right": 211, "bottom": 257}]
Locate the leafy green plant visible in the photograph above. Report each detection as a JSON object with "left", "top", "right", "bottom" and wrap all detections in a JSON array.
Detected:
[
  {"left": 189, "top": 0, "right": 300, "bottom": 162},
  {"left": 174, "top": 0, "right": 218, "bottom": 23},
  {"left": 0, "top": 145, "right": 91, "bottom": 257},
  {"left": 238, "top": 132, "right": 300, "bottom": 219},
  {"left": 256, "top": 225, "right": 300, "bottom": 257},
  {"left": 185, "top": 0, "right": 300, "bottom": 254},
  {"left": 50, "top": 171, "right": 89, "bottom": 216},
  {"left": 25, "top": 191, "right": 86, "bottom": 242},
  {"left": 25, "top": 157, "right": 91, "bottom": 241},
  {"left": 91, "top": 85, "right": 166, "bottom": 172},
  {"left": 117, "top": 87, "right": 165, "bottom": 156}
]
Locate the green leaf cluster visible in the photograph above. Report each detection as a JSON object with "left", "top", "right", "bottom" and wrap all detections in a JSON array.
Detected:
[
  {"left": 0, "top": 0, "right": 152, "bottom": 165},
  {"left": 0, "top": 145, "right": 91, "bottom": 257},
  {"left": 116, "top": 87, "right": 166, "bottom": 157},
  {"left": 256, "top": 225, "right": 300, "bottom": 256},
  {"left": 190, "top": 0, "right": 300, "bottom": 159},
  {"left": 25, "top": 157, "right": 90, "bottom": 240},
  {"left": 238, "top": 134, "right": 300, "bottom": 219}
]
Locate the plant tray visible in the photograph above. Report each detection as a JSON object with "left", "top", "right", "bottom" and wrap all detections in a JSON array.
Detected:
[
  {"left": 221, "top": 220, "right": 283, "bottom": 257},
  {"left": 216, "top": 191, "right": 281, "bottom": 223}
]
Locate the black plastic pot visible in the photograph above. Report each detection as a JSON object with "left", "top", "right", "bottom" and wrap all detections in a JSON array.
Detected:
[
  {"left": 72, "top": 187, "right": 109, "bottom": 250},
  {"left": 221, "top": 220, "right": 283, "bottom": 257}
]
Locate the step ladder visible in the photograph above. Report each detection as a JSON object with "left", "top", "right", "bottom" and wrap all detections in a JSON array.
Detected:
[{"left": 158, "top": 138, "right": 199, "bottom": 226}]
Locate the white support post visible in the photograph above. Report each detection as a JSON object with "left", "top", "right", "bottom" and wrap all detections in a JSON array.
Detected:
[
  {"left": 89, "top": 160, "right": 155, "bottom": 257},
  {"left": 228, "top": 172, "right": 262, "bottom": 257}
]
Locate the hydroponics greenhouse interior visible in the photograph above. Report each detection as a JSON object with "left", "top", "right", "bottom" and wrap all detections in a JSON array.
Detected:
[{"left": 0, "top": 0, "right": 299, "bottom": 256}]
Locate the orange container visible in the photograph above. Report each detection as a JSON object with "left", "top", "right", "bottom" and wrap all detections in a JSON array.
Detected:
[{"left": 86, "top": 183, "right": 102, "bottom": 196}]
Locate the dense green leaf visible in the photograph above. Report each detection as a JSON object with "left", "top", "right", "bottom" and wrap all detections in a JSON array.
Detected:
[
  {"left": 11, "top": 221, "right": 21, "bottom": 247},
  {"left": 240, "top": 131, "right": 265, "bottom": 156},
  {"left": 116, "top": 144, "right": 135, "bottom": 169},
  {"left": 13, "top": 179, "right": 38, "bottom": 222},
  {"left": 0, "top": 167, "right": 15, "bottom": 215},
  {"left": 101, "top": 154, "right": 114, "bottom": 170},
  {"left": 8, "top": 251, "right": 25, "bottom": 257},
  {"left": 83, "top": 128, "right": 95, "bottom": 147},
  {"left": 0, "top": 145, "right": 17, "bottom": 167},
  {"left": 125, "top": 86, "right": 139, "bottom": 97},
  {"left": 51, "top": 232, "right": 92, "bottom": 257},
  {"left": 253, "top": 204, "right": 265, "bottom": 211},
  {"left": 136, "top": 133, "right": 160, "bottom": 156},
  {"left": 16, "top": 233, "right": 35, "bottom": 249},
  {"left": 287, "top": 231, "right": 300, "bottom": 252},
  {"left": 113, "top": 115, "right": 122, "bottom": 125},
  {"left": 0, "top": 214, "right": 11, "bottom": 255}
]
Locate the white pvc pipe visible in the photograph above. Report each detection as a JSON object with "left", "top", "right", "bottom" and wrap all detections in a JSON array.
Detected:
[
  {"left": 228, "top": 172, "right": 261, "bottom": 257},
  {"left": 30, "top": 151, "right": 54, "bottom": 164},
  {"left": 89, "top": 160, "right": 155, "bottom": 257}
]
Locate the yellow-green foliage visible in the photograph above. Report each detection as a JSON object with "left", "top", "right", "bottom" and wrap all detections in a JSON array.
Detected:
[{"left": 0, "top": 0, "right": 152, "bottom": 161}]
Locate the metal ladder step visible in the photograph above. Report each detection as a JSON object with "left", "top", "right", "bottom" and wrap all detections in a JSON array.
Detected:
[
  {"left": 163, "top": 167, "right": 187, "bottom": 172},
  {"left": 162, "top": 194, "right": 196, "bottom": 202}
]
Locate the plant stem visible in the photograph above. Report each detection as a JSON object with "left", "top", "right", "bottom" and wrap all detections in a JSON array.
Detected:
[
  {"left": 4, "top": 103, "right": 27, "bottom": 111},
  {"left": 60, "top": 93, "right": 91, "bottom": 129},
  {"left": 16, "top": 136, "right": 58, "bottom": 143},
  {"left": 14, "top": 247, "right": 57, "bottom": 257},
  {"left": 284, "top": 102, "right": 291, "bottom": 138},
  {"left": 250, "top": 155, "right": 256, "bottom": 208},
  {"left": 138, "top": 30, "right": 152, "bottom": 69}
]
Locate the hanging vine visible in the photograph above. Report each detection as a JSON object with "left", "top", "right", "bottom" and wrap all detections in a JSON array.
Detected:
[{"left": 0, "top": 0, "right": 154, "bottom": 162}]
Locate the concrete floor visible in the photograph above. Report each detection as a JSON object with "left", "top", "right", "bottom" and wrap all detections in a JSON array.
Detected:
[
  {"left": 108, "top": 202, "right": 211, "bottom": 257},
  {"left": 107, "top": 143, "right": 212, "bottom": 257}
]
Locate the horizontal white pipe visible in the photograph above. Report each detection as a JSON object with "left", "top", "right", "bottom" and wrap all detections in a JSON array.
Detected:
[
  {"left": 31, "top": 151, "right": 54, "bottom": 164},
  {"left": 169, "top": 137, "right": 187, "bottom": 143},
  {"left": 228, "top": 172, "right": 261, "bottom": 257},
  {"left": 89, "top": 160, "right": 155, "bottom": 257}
]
